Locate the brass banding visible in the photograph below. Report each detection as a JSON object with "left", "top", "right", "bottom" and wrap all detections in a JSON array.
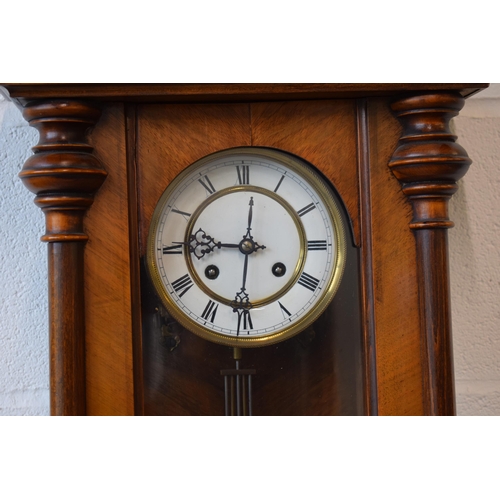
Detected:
[{"left": 185, "top": 185, "right": 307, "bottom": 308}]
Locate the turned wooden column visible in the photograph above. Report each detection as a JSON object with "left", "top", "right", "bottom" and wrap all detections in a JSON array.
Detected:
[
  {"left": 389, "top": 92, "right": 472, "bottom": 415},
  {"left": 19, "top": 100, "right": 107, "bottom": 415}
]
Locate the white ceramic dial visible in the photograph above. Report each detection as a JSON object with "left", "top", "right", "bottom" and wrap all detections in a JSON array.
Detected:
[{"left": 147, "top": 148, "right": 346, "bottom": 347}]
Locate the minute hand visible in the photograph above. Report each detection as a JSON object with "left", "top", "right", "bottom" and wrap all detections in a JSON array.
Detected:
[{"left": 244, "top": 197, "right": 254, "bottom": 239}]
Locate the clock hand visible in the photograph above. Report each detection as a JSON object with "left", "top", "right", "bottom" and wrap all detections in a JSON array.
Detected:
[
  {"left": 173, "top": 228, "right": 239, "bottom": 260},
  {"left": 244, "top": 197, "right": 254, "bottom": 239},
  {"left": 238, "top": 197, "right": 266, "bottom": 254},
  {"left": 242, "top": 253, "right": 249, "bottom": 290},
  {"left": 174, "top": 224, "right": 266, "bottom": 260},
  {"left": 231, "top": 253, "right": 254, "bottom": 336},
  {"left": 231, "top": 196, "right": 271, "bottom": 335},
  {"left": 230, "top": 254, "right": 250, "bottom": 306}
]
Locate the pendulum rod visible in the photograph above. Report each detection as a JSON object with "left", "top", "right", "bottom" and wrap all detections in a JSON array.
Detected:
[{"left": 221, "top": 347, "right": 256, "bottom": 416}]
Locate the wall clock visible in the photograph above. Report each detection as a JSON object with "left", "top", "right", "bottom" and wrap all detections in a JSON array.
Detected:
[
  {"left": 147, "top": 147, "right": 346, "bottom": 348},
  {"left": 0, "top": 83, "right": 488, "bottom": 416}
]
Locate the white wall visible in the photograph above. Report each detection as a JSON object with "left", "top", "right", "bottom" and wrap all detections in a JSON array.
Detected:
[
  {"left": 0, "top": 97, "right": 48, "bottom": 415},
  {"left": 450, "top": 84, "right": 500, "bottom": 415},
  {"left": 0, "top": 87, "right": 498, "bottom": 416}
]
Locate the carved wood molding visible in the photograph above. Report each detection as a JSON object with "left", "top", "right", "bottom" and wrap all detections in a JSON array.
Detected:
[
  {"left": 389, "top": 92, "right": 472, "bottom": 415},
  {"left": 3, "top": 83, "right": 488, "bottom": 104},
  {"left": 19, "top": 100, "right": 107, "bottom": 415},
  {"left": 19, "top": 100, "right": 107, "bottom": 242},
  {"left": 389, "top": 92, "right": 471, "bottom": 230}
]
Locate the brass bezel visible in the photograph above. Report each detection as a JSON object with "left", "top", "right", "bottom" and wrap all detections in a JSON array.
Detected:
[{"left": 147, "top": 147, "right": 346, "bottom": 348}]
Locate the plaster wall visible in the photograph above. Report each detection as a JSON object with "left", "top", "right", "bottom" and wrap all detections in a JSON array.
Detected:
[
  {"left": 449, "top": 84, "right": 500, "bottom": 415},
  {"left": 0, "top": 87, "right": 498, "bottom": 416},
  {"left": 0, "top": 98, "right": 48, "bottom": 415}
]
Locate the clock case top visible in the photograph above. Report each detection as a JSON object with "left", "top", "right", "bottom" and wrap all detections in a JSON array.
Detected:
[
  {"left": 2, "top": 83, "right": 487, "bottom": 105},
  {"left": 3, "top": 83, "right": 487, "bottom": 416}
]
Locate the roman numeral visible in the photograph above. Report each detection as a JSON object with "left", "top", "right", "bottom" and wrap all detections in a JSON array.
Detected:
[
  {"left": 297, "top": 203, "right": 316, "bottom": 217},
  {"left": 278, "top": 301, "right": 292, "bottom": 320},
  {"left": 171, "top": 274, "right": 193, "bottom": 297},
  {"left": 244, "top": 311, "right": 253, "bottom": 330},
  {"left": 171, "top": 207, "right": 192, "bottom": 220},
  {"left": 307, "top": 240, "right": 327, "bottom": 251},
  {"left": 162, "top": 244, "right": 183, "bottom": 255},
  {"left": 297, "top": 272, "right": 320, "bottom": 292},
  {"left": 237, "top": 164, "right": 250, "bottom": 184},
  {"left": 274, "top": 174, "right": 285, "bottom": 193},
  {"left": 201, "top": 300, "right": 218, "bottom": 323},
  {"left": 198, "top": 175, "right": 216, "bottom": 194},
  {"left": 236, "top": 310, "right": 253, "bottom": 335}
]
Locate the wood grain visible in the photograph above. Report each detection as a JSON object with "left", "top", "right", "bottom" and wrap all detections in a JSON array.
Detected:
[
  {"left": 137, "top": 103, "right": 252, "bottom": 252},
  {"left": 3, "top": 83, "right": 488, "bottom": 104},
  {"left": 137, "top": 100, "right": 364, "bottom": 415},
  {"left": 125, "top": 104, "right": 145, "bottom": 415},
  {"left": 48, "top": 243, "right": 86, "bottom": 415},
  {"left": 137, "top": 103, "right": 252, "bottom": 415},
  {"left": 415, "top": 229, "right": 455, "bottom": 414},
  {"left": 19, "top": 100, "right": 107, "bottom": 415},
  {"left": 251, "top": 99, "right": 360, "bottom": 246},
  {"left": 389, "top": 92, "right": 471, "bottom": 415},
  {"left": 357, "top": 99, "right": 379, "bottom": 415},
  {"left": 84, "top": 104, "right": 135, "bottom": 415},
  {"left": 368, "top": 98, "right": 424, "bottom": 415}
]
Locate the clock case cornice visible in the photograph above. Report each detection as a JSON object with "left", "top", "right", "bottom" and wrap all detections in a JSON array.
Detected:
[{"left": 1, "top": 83, "right": 488, "bottom": 106}]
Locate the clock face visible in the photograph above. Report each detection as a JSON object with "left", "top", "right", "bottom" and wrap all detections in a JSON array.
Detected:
[{"left": 147, "top": 147, "right": 346, "bottom": 347}]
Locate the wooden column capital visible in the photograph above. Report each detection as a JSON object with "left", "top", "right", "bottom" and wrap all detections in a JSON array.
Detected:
[
  {"left": 19, "top": 100, "right": 107, "bottom": 242},
  {"left": 389, "top": 92, "right": 471, "bottom": 230},
  {"left": 388, "top": 92, "right": 472, "bottom": 415},
  {"left": 18, "top": 99, "right": 107, "bottom": 415}
]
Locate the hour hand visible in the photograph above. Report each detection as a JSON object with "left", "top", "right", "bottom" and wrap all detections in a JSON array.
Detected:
[{"left": 173, "top": 228, "right": 238, "bottom": 260}]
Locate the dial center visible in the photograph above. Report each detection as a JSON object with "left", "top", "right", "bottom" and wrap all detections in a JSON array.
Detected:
[{"left": 239, "top": 238, "right": 255, "bottom": 255}]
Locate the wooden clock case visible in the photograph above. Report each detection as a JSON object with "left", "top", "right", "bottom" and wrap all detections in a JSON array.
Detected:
[{"left": 2, "top": 83, "right": 487, "bottom": 416}]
